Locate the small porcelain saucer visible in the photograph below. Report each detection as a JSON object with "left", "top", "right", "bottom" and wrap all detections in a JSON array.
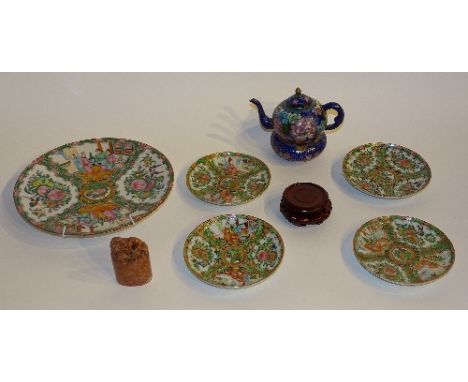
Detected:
[
  {"left": 184, "top": 214, "right": 284, "bottom": 288},
  {"left": 186, "top": 152, "right": 271, "bottom": 206},
  {"left": 353, "top": 215, "right": 455, "bottom": 286},
  {"left": 342, "top": 143, "right": 431, "bottom": 198}
]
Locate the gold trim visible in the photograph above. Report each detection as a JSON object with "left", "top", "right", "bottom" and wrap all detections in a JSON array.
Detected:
[
  {"left": 13, "top": 137, "right": 174, "bottom": 238},
  {"left": 185, "top": 151, "right": 272, "bottom": 206},
  {"left": 342, "top": 142, "right": 432, "bottom": 199},
  {"left": 352, "top": 215, "right": 455, "bottom": 286},
  {"left": 183, "top": 214, "right": 285, "bottom": 289}
]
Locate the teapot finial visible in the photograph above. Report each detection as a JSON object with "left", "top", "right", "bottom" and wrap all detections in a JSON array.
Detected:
[{"left": 295, "top": 87, "right": 302, "bottom": 95}]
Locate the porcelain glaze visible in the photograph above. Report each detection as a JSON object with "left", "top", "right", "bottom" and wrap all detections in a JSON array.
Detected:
[
  {"left": 184, "top": 214, "right": 284, "bottom": 288},
  {"left": 13, "top": 138, "right": 174, "bottom": 237},
  {"left": 186, "top": 152, "right": 270, "bottom": 205},
  {"left": 343, "top": 143, "right": 431, "bottom": 198},
  {"left": 353, "top": 215, "right": 455, "bottom": 285}
]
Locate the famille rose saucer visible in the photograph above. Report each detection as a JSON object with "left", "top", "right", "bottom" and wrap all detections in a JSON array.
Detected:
[
  {"left": 342, "top": 143, "right": 431, "bottom": 198},
  {"left": 353, "top": 215, "right": 455, "bottom": 286},
  {"left": 13, "top": 138, "right": 174, "bottom": 237},
  {"left": 186, "top": 152, "right": 271, "bottom": 206},
  {"left": 184, "top": 214, "right": 284, "bottom": 289}
]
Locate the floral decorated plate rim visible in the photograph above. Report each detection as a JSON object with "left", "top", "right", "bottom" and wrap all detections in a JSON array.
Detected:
[
  {"left": 183, "top": 214, "right": 285, "bottom": 289},
  {"left": 353, "top": 215, "right": 455, "bottom": 286},
  {"left": 342, "top": 142, "right": 432, "bottom": 199},
  {"left": 185, "top": 151, "right": 271, "bottom": 206},
  {"left": 13, "top": 137, "right": 174, "bottom": 238}
]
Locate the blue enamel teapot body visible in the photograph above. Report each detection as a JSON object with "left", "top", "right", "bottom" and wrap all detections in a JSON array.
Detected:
[{"left": 250, "top": 88, "right": 344, "bottom": 161}]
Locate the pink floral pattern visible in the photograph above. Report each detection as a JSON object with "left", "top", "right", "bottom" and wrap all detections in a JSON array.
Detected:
[
  {"left": 14, "top": 138, "right": 173, "bottom": 237},
  {"left": 184, "top": 214, "right": 284, "bottom": 288},
  {"left": 186, "top": 152, "right": 271, "bottom": 206},
  {"left": 354, "top": 215, "right": 455, "bottom": 285},
  {"left": 343, "top": 143, "right": 431, "bottom": 198},
  {"left": 131, "top": 179, "right": 147, "bottom": 191}
]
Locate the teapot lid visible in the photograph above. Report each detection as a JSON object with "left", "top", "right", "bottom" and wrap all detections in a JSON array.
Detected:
[{"left": 285, "top": 88, "right": 315, "bottom": 110}]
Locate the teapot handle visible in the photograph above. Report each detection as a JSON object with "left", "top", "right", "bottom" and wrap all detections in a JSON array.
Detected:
[{"left": 323, "top": 102, "right": 345, "bottom": 131}]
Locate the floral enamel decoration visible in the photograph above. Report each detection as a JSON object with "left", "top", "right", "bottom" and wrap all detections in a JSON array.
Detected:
[
  {"left": 184, "top": 214, "right": 284, "bottom": 288},
  {"left": 186, "top": 152, "right": 271, "bottom": 206},
  {"left": 353, "top": 216, "right": 455, "bottom": 285},
  {"left": 342, "top": 143, "right": 431, "bottom": 198},
  {"left": 250, "top": 88, "right": 345, "bottom": 161},
  {"left": 13, "top": 138, "right": 174, "bottom": 237}
]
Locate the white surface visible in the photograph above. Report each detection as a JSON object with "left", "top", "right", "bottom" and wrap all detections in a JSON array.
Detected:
[{"left": 0, "top": 73, "right": 467, "bottom": 309}]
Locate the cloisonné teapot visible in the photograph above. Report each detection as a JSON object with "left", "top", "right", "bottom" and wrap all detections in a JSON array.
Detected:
[{"left": 250, "top": 88, "right": 344, "bottom": 161}]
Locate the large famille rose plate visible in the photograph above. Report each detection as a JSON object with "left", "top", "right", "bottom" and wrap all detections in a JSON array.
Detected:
[
  {"left": 184, "top": 214, "right": 284, "bottom": 288},
  {"left": 353, "top": 215, "right": 455, "bottom": 285},
  {"left": 186, "top": 152, "right": 271, "bottom": 206},
  {"left": 13, "top": 138, "right": 174, "bottom": 237},
  {"left": 342, "top": 143, "right": 431, "bottom": 198}
]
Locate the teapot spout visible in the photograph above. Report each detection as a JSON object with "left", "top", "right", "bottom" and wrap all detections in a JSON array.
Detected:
[{"left": 250, "top": 98, "right": 273, "bottom": 130}]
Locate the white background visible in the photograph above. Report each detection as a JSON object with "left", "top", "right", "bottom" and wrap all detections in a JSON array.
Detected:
[
  {"left": 1, "top": 72, "right": 467, "bottom": 309},
  {"left": 1, "top": 1, "right": 468, "bottom": 381}
]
